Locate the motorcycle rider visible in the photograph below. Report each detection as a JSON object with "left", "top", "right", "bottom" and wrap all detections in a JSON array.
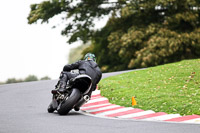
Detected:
[{"left": 55, "top": 53, "right": 102, "bottom": 110}]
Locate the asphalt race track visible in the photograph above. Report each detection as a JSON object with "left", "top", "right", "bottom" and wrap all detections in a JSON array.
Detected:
[{"left": 0, "top": 71, "right": 199, "bottom": 133}]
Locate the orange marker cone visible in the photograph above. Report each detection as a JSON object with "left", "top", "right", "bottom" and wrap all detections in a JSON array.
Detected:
[{"left": 132, "top": 97, "right": 137, "bottom": 106}]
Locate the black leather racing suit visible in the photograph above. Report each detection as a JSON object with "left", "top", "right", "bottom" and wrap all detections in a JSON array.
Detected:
[{"left": 59, "top": 60, "right": 102, "bottom": 96}]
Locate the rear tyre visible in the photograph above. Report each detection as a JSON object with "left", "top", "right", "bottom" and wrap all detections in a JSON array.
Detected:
[{"left": 57, "top": 88, "right": 81, "bottom": 115}]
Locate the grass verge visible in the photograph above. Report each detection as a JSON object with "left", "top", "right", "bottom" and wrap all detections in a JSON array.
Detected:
[{"left": 99, "top": 59, "right": 200, "bottom": 115}]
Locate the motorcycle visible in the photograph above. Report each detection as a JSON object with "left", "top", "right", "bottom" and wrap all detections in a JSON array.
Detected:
[{"left": 47, "top": 74, "right": 92, "bottom": 115}]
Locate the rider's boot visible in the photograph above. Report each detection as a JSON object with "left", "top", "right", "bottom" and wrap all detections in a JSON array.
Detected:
[
  {"left": 58, "top": 78, "right": 68, "bottom": 93},
  {"left": 52, "top": 72, "right": 68, "bottom": 93},
  {"left": 52, "top": 82, "right": 67, "bottom": 94}
]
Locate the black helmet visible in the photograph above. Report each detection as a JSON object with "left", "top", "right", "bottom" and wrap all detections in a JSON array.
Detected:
[{"left": 84, "top": 53, "right": 96, "bottom": 62}]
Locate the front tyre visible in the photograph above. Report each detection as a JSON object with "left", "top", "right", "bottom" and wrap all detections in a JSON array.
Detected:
[
  {"left": 57, "top": 88, "right": 81, "bottom": 115},
  {"left": 47, "top": 103, "right": 55, "bottom": 113}
]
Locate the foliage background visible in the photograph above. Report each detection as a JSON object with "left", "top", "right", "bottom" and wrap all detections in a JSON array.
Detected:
[{"left": 28, "top": 0, "right": 200, "bottom": 72}]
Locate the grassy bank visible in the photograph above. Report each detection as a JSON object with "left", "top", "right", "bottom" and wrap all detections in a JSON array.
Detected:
[{"left": 99, "top": 59, "right": 200, "bottom": 115}]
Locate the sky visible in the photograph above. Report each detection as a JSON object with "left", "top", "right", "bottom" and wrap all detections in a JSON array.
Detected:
[{"left": 0, "top": 0, "right": 84, "bottom": 82}]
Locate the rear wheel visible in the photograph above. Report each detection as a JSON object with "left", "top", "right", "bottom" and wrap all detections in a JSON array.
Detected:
[{"left": 57, "top": 88, "right": 81, "bottom": 115}]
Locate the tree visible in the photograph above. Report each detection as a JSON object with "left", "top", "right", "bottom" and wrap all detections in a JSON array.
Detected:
[
  {"left": 85, "top": 0, "right": 200, "bottom": 71},
  {"left": 28, "top": 0, "right": 127, "bottom": 44},
  {"left": 28, "top": 0, "right": 200, "bottom": 72}
]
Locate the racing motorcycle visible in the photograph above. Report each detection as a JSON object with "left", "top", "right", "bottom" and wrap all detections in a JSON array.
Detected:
[{"left": 47, "top": 74, "right": 92, "bottom": 115}]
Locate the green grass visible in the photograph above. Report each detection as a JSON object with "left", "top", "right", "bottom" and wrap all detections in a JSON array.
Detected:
[{"left": 99, "top": 59, "right": 200, "bottom": 116}]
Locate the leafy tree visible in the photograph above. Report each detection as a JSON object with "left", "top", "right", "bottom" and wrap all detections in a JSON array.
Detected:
[
  {"left": 28, "top": 0, "right": 200, "bottom": 72},
  {"left": 24, "top": 75, "right": 38, "bottom": 82},
  {"left": 107, "top": 0, "right": 200, "bottom": 70},
  {"left": 28, "top": 0, "right": 126, "bottom": 44}
]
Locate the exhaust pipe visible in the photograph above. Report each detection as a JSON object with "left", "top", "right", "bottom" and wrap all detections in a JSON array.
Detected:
[
  {"left": 83, "top": 95, "right": 90, "bottom": 102},
  {"left": 74, "top": 95, "right": 90, "bottom": 111}
]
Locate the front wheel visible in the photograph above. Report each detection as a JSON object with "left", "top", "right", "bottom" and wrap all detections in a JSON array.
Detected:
[
  {"left": 47, "top": 103, "right": 55, "bottom": 113},
  {"left": 57, "top": 88, "right": 81, "bottom": 115}
]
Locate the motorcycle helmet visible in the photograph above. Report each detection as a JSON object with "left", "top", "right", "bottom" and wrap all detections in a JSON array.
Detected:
[{"left": 84, "top": 53, "right": 96, "bottom": 62}]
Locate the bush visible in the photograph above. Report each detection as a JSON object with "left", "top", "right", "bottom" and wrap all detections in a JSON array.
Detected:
[
  {"left": 40, "top": 76, "right": 51, "bottom": 80},
  {"left": 6, "top": 78, "right": 23, "bottom": 84},
  {"left": 24, "top": 75, "right": 38, "bottom": 82}
]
